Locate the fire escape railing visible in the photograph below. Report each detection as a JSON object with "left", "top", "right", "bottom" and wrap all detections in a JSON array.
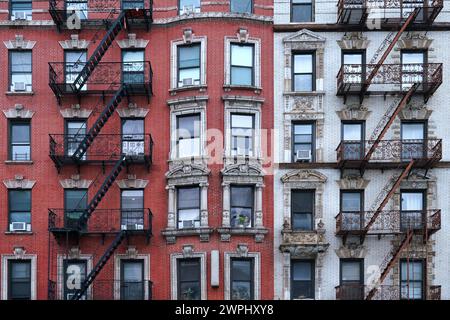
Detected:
[
  {"left": 337, "top": 0, "right": 443, "bottom": 25},
  {"left": 336, "top": 284, "right": 441, "bottom": 300}
]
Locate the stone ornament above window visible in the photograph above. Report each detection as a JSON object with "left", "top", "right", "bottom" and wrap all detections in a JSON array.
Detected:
[
  {"left": 59, "top": 104, "right": 92, "bottom": 119},
  {"left": 337, "top": 32, "right": 370, "bottom": 50},
  {"left": 336, "top": 175, "right": 370, "bottom": 190},
  {"left": 3, "top": 104, "right": 35, "bottom": 119},
  {"left": 116, "top": 103, "right": 149, "bottom": 118},
  {"left": 59, "top": 34, "right": 90, "bottom": 49},
  {"left": 3, "top": 175, "right": 36, "bottom": 189},
  {"left": 116, "top": 176, "right": 149, "bottom": 189},
  {"left": 116, "top": 33, "right": 149, "bottom": 49},
  {"left": 3, "top": 35, "right": 36, "bottom": 49},
  {"left": 59, "top": 175, "right": 92, "bottom": 189},
  {"left": 396, "top": 32, "right": 433, "bottom": 50}
]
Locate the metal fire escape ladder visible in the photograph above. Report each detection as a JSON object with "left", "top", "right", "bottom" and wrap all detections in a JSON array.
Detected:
[
  {"left": 365, "top": 229, "right": 414, "bottom": 300},
  {"left": 71, "top": 10, "right": 127, "bottom": 93},
  {"left": 359, "top": 8, "right": 420, "bottom": 101},
  {"left": 70, "top": 230, "right": 127, "bottom": 300}
]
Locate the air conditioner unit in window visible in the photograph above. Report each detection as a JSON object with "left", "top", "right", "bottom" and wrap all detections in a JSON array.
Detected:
[
  {"left": 181, "top": 220, "right": 195, "bottom": 228},
  {"left": 10, "top": 222, "right": 30, "bottom": 232},
  {"left": 12, "top": 11, "right": 27, "bottom": 20},
  {"left": 181, "top": 5, "right": 200, "bottom": 15},
  {"left": 295, "top": 150, "right": 312, "bottom": 162},
  {"left": 13, "top": 82, "right": 26, "bottom": 92},
  {"left": 182, "top": 78, "right": 193, "bottom": 86},
  {"left": 121, "top": 224, "right": 144, "bottom": 231}
]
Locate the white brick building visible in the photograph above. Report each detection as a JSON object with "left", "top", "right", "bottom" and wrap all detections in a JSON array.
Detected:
[{"left": 273, "top": 0, "right": 450, "bottom": 300}]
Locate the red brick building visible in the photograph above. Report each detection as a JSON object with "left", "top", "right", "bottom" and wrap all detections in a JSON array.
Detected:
[{"left": 0, "top": 0, "right": 273, "bottom": 300}]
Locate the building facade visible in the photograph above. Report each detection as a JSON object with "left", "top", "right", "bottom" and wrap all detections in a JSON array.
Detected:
[
  {"left": 274, "top": 0, "right": 448, "bottom": 300},
  {"left": 0, "top": 0, "right": 274, "bottom": 300}
]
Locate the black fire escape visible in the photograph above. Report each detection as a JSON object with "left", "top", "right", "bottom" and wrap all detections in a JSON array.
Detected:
[
  {"left": 334, "top": 0, "right": 443, "bottom": 300},
  {"left": 47, "top": 1, "right": 154, "bottom": 301}
]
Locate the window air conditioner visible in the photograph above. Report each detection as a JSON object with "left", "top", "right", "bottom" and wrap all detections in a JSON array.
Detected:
[
  {"left": 13, "top": 82, "right": 26, "bottom": 92},
  {"left": 12, "top": 11, "right": 27, "bottom": 20},
  {"left": 295, "top": 150, "right": 312, "bottom": 162},
  {"left": 182, "top": 220, "right": 195, "bottom": 228},
  {"left": 121, "top": 223, "right": 144, "bottom": 231},
  {"left": 181, "top": 5, "right": 198, "bottom": 15},
  {"left": 182, "top": 78, "right": 193, "bottom": 86},
  {"left": 10, "top": 222, "right": 29, "bottom": 232}
]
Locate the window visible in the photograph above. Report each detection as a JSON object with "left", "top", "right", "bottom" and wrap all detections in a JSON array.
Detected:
[
  {"left": 10, "top": 0, "right": 32, "bottom": 20},
  {"left": 122, "top": 0, "right": 145, "bottom": 9},
  {"left": 64, "top": 189, "right": 87, "bottom": 230},
  {"left": 342, "top": 122, "right": 364, "bottom": 160},
  {"left": 293, "top": 53, "right": 314, "bottom": 91},
  {"left": 291, "top": 0, "right": 312, "bottom": 22},
  {"left": 340, "top": 259, "right": 364, "bottom": 300},
  {"left": 231, "top": 114, "right": 254, "bottom": 156},
  {"left": 121, "top": 260, "right": 144, "bottom": 300},
  {"left": 291, "top": 260, "right": 314, "bottom": 299},
  {"left": 177, "top": 187, "right": 200, "bottom": 229},
  {"left": 401, "top": 122, "right": 426, "bottom": 160},
  {"left": 231, "top": 44, "right": 254, "bottom": 86},
  {"left": 66, "top": 0, "right": 88, "bottom": 20},
  {"left": 121, "top": 190, "right": 144, "bottom": 231},
  {"left": 231, "top": 259, "right": 254, "bottom": 300},
  {"left": 230, "top": 186, "right": 254, "bottom": 228},
  {"left": 400, "top": 259, "right": 424, "bottom": 300},
  {"left": 400, "top": 191, "right": 425, "bottom": 231},
  {"left": 342, "top": 51, "right": 365, "bottom": 84},
  {"left": 178, "top": 44, "right": 201, "bottom": 87},
  {"left": 292, "top": 122, "right": 314, "bottom": 162},
  {"left": 8, "top": 190, "right": 31, "bottom": 232},
  {"left": 9, "top": 121, "right": 31, "bottom": 161},
  {"left": 63, "top": 259, "right": 87, "bottom": 300},
  {"left": 340, "top": 191, "right": 363, "bottom": 231},
  {"left": 401, "top": 51, "right": 426, "bottom": 90},
  {"left": 8, "top": 260, "right": 31, "bottom": 300},
  {"left": 291, "top": 190, "right": 314, "bottom": 231},
  {"left": 122, "top": 50, "right": 145, "bottom": 84},
  {"left": 65, "top": 50, "right": 87, "bottom": 91},
  {"left": 230, "top": 0, "right": 253, "bottom": 14},
  {"left": 179, "top": 0, "right": 201, "bottom": 14},
  {"left": 177, "top": 114, "right": 201, "bottom": 158},
  {"left": 122, "top": 119, "right": 145, "bottom": 156},
  {"left": 9, "top": 50, "right": 32, "bottom": 92},
  {"left": 178, "top": 259, "right": 201, "bottom": 300},
  {"left": 66, "top": 120, "right": 86, "bottom": 158}
]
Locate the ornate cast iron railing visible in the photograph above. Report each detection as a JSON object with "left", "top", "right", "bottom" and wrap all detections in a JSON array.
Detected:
[
  {"left": 336, "top": 139, "right": 442, "bottom": 164},
  {"left": 336, "top": 284, "right": 441, "bottom": 300},
  {"left": 337, "top": 63, "right": 442, "bottom": 97},
  {"left": 48, "top": 279, "right": 153, "bottom": 300},
  {"left": 335, "top": 209, "right": 441, "bottom": 235},
  {"left": 337, "top": 0, "right": 443, "bottom": 24},
  {"left": 48, "top": 208, "right": 153, "bottom": 236}
]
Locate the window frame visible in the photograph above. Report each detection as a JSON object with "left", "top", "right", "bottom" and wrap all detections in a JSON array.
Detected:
[
  {"left": 178, "top": 0, "right": 201, "bottom": 14},
  {"left": 176, "top": 113, "right": 201, "bottom": 158},
  {"left": 121, "top": 117, "right": 145, "bottom": 156},
  {"left": 291, "top": 259, "right": 315, "bottom": 300},
  {"left": 292, "top": 51, "right": 315, "bottom": 92},
  {"left": 230, "top": 258, "right": 254, "bottom": 300},
  {"left": 121, "top": 49, "right": 145, "bottom": 85},
  {"left": 339, "top": 258, "right": 364, "bottom": 285},
  {"left": 340, "top": 190, "right": 364, "bottom": 230},
  {"left": 400, "top": 189, "right": 426, "bottom": 231},
  {"left": 177, "top": 258, "right": 201, "bottom": 300},
  {"left": 290, "top": 0, "right": 314, "bottom": 23},
  {"left": 291, "top": 121, "right": 315, "bottom": 163},
  {"left": 400, "top": 120, "right": 427, "bottom": 160},
  {"left": 8, "top": 189, "right": 32, "bottom": 231},
  {"left": 8, "top": 119, "right": 31, "bottom": 161},
  {"left": 399, "top": 258, "right": 425, "bottom": 300},
  {"left": 230, "top": 113, "right": 255, "bottom": 157},
  {"left": 121, "top": 0, "right": 145, "bottom": 10},
  {"left": 230, "top": 43, "right": 255, "bottom": 86},
  {"left": 341, "top": 121, "right": 365, "bottom": 160},
  {"left": 176, "top": 185, "right": 201, "bottom": 229},
  {"left": 64, "top": 188, "right": 88, "bottom": 230},
  {"left": 177, "top": 43, "right": 201, "bottom": 88},
  {"left": 9, "top": 0, "right": 32, "bottom": 20},
  {"left": 120, "top": 189, "right": 145, "bottom": 230},
  {"left": 8, "top": 49, "right": 32, "bottom": 91},
  {"left": 290, "top": 189, "right": 315, "bottom": 231},
  {"left": 230, "top": 0, "right": 253, "bottom": 14},
  {"left": 120, "top": 259, "right": 145, "bottom": 300},
  {"left": 230, "top": 185, "right": 255, "bottom": 228},
  {"left": 8, "top": 259, "right": 32, "bottom": 300}
]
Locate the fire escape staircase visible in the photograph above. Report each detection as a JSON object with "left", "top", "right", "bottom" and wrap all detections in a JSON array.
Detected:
[{"left": 365, "top": 229, "right": 414, "bottom": 300}]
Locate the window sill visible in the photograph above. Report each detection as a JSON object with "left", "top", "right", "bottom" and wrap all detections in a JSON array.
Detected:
[
  {"left": 5, "top": 160, "right": 33, "bottom": 165},
  {"left": 4, "top": 231, "right": 33, "bottom": 235},
  {"left": 6, "top": 91, "right": 34, "bottom": 96},
  {"left": 169, "top": 85, "right": 207, "bottom": 96},
  {"left": 283, "top": 91, "right": 325, "bottom": 96},
  {"left": 217, "top": 226, "right": 268, "bottom": 243},
  {"left": 223, "top": 85, "right": 262, "bottom": 94},
  {"left": 161, "top": 227, "right": 214, "bottom": 244}
]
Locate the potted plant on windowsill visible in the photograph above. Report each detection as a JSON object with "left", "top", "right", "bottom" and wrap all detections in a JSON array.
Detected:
[{"left": 237, "top": 215, "right": 248, "bottom": 228}]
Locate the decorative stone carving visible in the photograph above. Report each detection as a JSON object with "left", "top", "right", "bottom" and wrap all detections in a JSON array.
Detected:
[
  {"left": 125, "top": 246, "right": 138, "bottom": 259},
  {"left": 59, "top": 176, "right": 92, "bottom": 189},
  {"left": 116, "top": 33, "right": 149, "bottom": 49},
  {"left": 115, "top": 178, "right": 149, "bottom": 189},
  {"left": 68, "top": 247, "right": 81, "bottom": 259},
  {"left": 166, "top": 163, "right": 210, "bottom": 186},
  {"left": 283, "top": 29, "right": 326, "bottom": 44},
  {"left": 116, "top": 103, "right": 149, "bottom": 118},
  {"left": 3, "top": 176, "right": 36, "bottom": 189},
  {"left": 59, "top": 34, "right": 90, "bottom": 49},
  {"left": 398, "top": 105, "right": 432, "bottom": 120},
  {"left": 13, "top": 247, "right": 26, "bottom": 259},
  {"left": 281, "top": 170, "right": 327, "bottom": 183},
  {"left": 236, "top": 244, "right": 249, "bottom": 257},
  {"left": 335, "top": 244, "right": 367, "bottom": 259},
  {"left": 3, "top": 35, "right": 36, "bottom": 49},
  {"left": 396, "top": 32, "right": 433, "bottom": 50},
  {"left": 182, "top": 28, "right": 193, "bottom": 44},
  {"left": 237, "top": 27, "right": 249, "bottom": 43},
  {"left": 337, "top": 32, "right": 370, "bottom": 50},
  {"left": 3, "top": 104, "right": 35, "bottom": 119},
  {"left": 59, "top": 105, "right": 92, "bottom": 119},
  {"left": 337, "top": 175, "right": 370, "bottom": 189},
  {"left": 182, "top": 245, "right": 194, "bottom": 258},
  {"left": 336, "top": 105, "right": 371, "bottom": 120}
]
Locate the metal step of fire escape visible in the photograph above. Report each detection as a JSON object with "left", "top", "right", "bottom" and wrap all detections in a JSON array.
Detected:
[
  {"left": 360, "top": 8, "right": 420, "bottom": 100},
  {"left": 71, "top": 10, "right": 127, "bottom": 93},
  {"left": 365, "top": 229, "right": 414, "bottom": 300},
  {"left": 71, "top": 85, "right": 128, "bottom": 161},
  {"left": 77, "top": 155, "right": 127, "bottom": 231},
  {"left": 359, "top": 159, "right": 415, "bottom": 243},
  {"left": 70, "top": 230, "right": 127, "bottom": 300}
]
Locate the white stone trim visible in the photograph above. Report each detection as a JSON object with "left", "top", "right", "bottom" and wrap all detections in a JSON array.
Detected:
[
  {"left": 56, "top": 251, "right": 93, "bottom": 300},
  {"left": 170, "top": 247, "right": 207, "bottom": 300},
  {"left": 116, "top": 34, "right": 149, "bottom": 49},
  {"left": 3, "top": 35, "right": 36, "bottom": 49},
  {"left": 59, "top": 35, "right": 90, "bottom": 49},
  {"left": 224, "top": 35, "right": 261, "bottom": 88},
  {"left": 115, "top": 178, "right": 149, "bottom": 189},
  {"left": 3, "top": 104, "right": 35, "bottom": 119},
  {"left": 3, "top": 176, "right": 36, "bottom": 189},
  {"left": 1, "top": 249, "right": 37, "bottom": 300},
  {"left": 170, "top": 35, "right": 207, "bottom": 89},
  {"left": 224, "top": 247, "right": 260, "bottom": 300}
]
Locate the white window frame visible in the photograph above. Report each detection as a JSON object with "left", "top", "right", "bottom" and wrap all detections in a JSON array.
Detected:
[
  {"left": 170, "top": 251, "right": 207, "bottom": 300},
  {"left": 1, "top": 253, "right": 37, "bottom": 300},
  {"left": 114, "top": 253, "right": 150, "bottom": 300},
  {"left": 224, "top": 251, "right": 260, "bottom": 300}
]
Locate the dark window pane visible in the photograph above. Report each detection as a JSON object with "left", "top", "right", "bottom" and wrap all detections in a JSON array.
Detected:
[
  {"left": 178, "top": 187, "right": 200, "bottom": 209},
  {"left": 231, "top": 260, "right": 252, "bottom": 281},
  {"left": 342, "top": 192, "right": 361, "bottom": 212},
  {"left": 292, "top": 213, "right": 312, "bottom": 230},
  {"left": 122, "top": 0, "right": 145, "bottom": 9},
  {"left": 11, "top": 51, "right": 32, "bottom": 73},
  {"left": 9, "top": 261, "right": 31, "bottom": 300},
  {"left": 292, "top": 191, "right": 313, "bottom": 213},
  {"left": 231, "top": 0, "right": 252, "bottom": 13},
  {"left": 341, "top": 261, "right": 362, "bottom": 282},
  {"left": 291, "top": 260, "right": 314, "bottom": 299},
  {"left": 231, "top": 187, "right": 253, "bottom": 207},
  {"left": 11, "top": 123, "right": 30, "bottom": 143},
  {"left": 292, "top": 0, "right": 312, "bottom": 22},
  {"left": 179, "top": 45, "right": 200, "bottom": 69},
  {"left": 178, "top": 114, "right": 200, "bottom": 138},
  {"left": 9, "top": 190, "right": 31, "bottom": 211},
  {"left": 178, "top": 259, "right": 201, "bottom": 300}
]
